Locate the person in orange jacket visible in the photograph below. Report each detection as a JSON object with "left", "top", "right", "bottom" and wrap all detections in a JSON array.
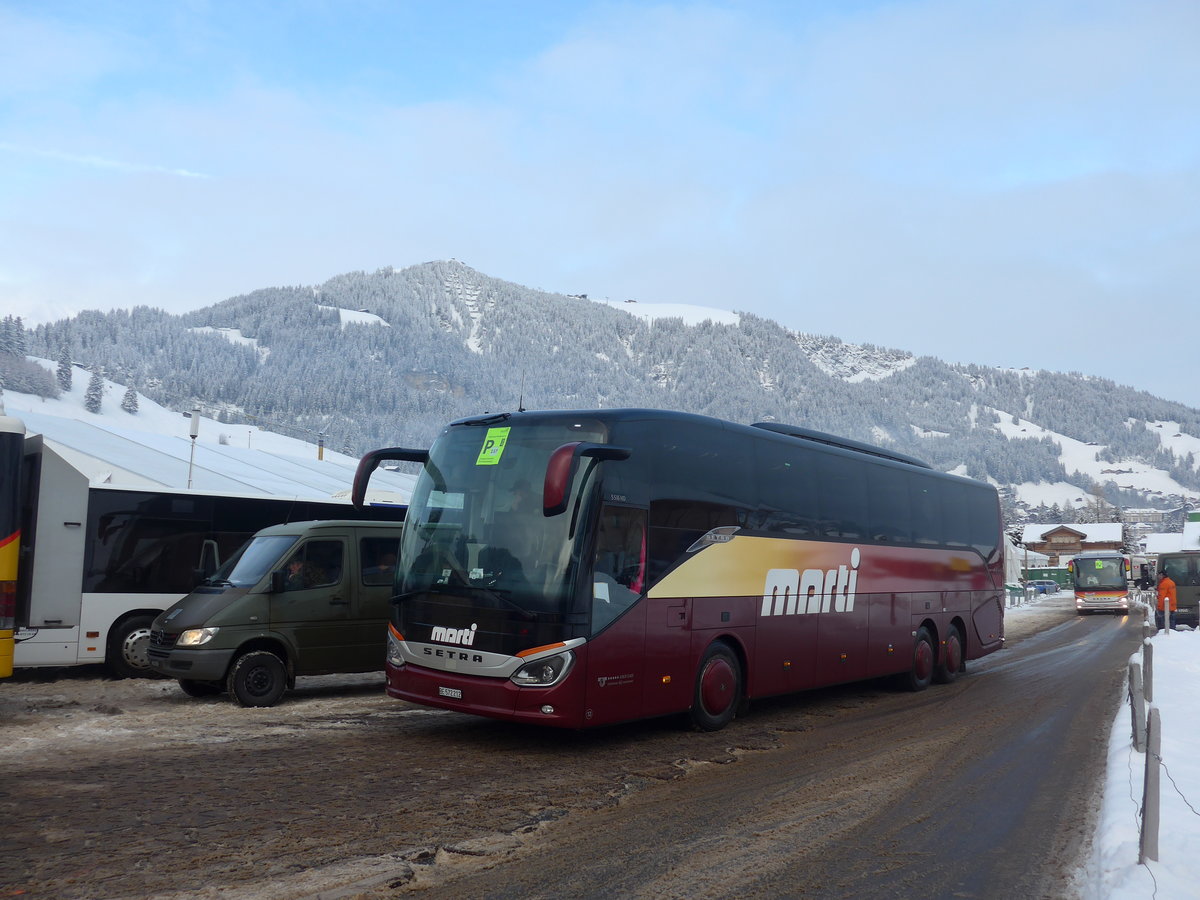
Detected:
[{"left": 1156, "top": 569, "right": 1178, "bottom": 632}]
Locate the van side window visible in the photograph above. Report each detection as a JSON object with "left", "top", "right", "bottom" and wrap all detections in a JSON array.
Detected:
[
  {"left": 283, "top": 540, "right": 344, "bottom": 591},
  {"left": 361, "top": 536, "right": 400, "bottom": 586}
]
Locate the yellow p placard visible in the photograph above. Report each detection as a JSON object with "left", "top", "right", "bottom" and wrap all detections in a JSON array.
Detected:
[{"left": 476, "top": 427, "right": 511, "bottom": 466}]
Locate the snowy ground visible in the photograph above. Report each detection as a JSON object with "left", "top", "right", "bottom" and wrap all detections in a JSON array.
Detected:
[
  {"left": 2, "top": 590, "right": 1188, "bottom": 898},
  {"left": 1087, "top": 615, "right": 1200, "bottom": 899},
  {"left": 1007, "top": 589, "right": 1199, "bottom": 899}
]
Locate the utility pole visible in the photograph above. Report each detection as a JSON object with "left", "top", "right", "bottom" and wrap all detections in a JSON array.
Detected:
[{"left": 187, "top": 409, "right": 200, "bottom": 489}]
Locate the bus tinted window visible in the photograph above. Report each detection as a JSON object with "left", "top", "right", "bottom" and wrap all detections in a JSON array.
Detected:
[
  {"left": 648, "top": 499, "right": 740, "bottom": 582},
  {"left": 867, "top": 464, "right": 911, "bottom": 543},
  {"left": 752, "top": 439, "right": 818, "bottom": 536},
  {"left": 966, "top": 486, "right": 1000, "bottom": 558},
  {"left": 647, "top": 421, "right": 753, "bottom": 509},
  {"left": 909, "top": 477, "right": 942, "bottom": 545},
  {"left": 940, "top": 481, "right": 971, "bottom": 548},
  {"left": 817, "top": 453, "right": 867, "bottom": 540}
]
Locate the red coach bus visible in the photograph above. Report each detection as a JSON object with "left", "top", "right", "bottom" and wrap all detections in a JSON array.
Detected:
[{"left": 353, "top": 409, "right": 1005, "bottom": 731}]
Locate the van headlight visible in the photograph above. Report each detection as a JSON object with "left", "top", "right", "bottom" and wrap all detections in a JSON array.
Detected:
[
  {"left": 177, "top": 627, "right": 219, "bottom": 647},
  {"left": 510, "top": 651, "right": 574, "bottom": 687}
]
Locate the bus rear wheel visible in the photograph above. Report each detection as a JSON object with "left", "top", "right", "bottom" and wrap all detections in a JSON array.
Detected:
[
  {"left": 690, "top": 642, "right": 742, "bottom": 731},
  {"left": 106, "top": 614, "right": 157, "bottom": 679},
  {"left": 905, "top": 627, "right": 934, "bottom": 692},
  {"left": 227, "top": 650, "right": 288, "bottom": 708},
  {"left": 934, "top": 625, "right": 964, "bottom": 684}
]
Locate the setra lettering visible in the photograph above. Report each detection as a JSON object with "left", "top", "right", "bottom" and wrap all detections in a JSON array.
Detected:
[{"left": 423, "top": 647, "right": 484, "bottom": 663}]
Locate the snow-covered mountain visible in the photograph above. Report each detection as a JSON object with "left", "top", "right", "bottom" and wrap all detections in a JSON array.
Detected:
[{"left": 8, "top": 259, "right": 1199, "bottom": 527}]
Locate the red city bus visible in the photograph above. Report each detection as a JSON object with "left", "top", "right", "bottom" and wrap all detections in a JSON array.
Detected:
[{"left": 354, "top": 409, "right": 1005, "bottom": 730}]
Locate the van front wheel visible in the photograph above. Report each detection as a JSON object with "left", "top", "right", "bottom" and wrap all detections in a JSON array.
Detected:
[{"left": 227, "top": 650, "right": 287, "bottom": 707}]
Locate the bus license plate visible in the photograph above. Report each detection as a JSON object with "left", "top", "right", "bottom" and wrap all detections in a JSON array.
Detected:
[{"left": 438, "top": 686, "right": 462, "bottom": 699}]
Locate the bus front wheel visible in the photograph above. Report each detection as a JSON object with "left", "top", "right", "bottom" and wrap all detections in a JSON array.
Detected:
[
  {"left": 690, "top": 642, "right": 742, "bottom": 731},
  {"left": 934, "top": 625, "right": 963, "bottom": 684},
  {"left": 227, "top": 650, "right": 288, "bottom": 707},
  {"left": 905, "top": 627, "right": 935, "bottom": 692}
]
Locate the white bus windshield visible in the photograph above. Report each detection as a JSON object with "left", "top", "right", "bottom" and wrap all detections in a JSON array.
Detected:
[{"left": 1073, "top": 557, "right": 1126, "bottom": 590}]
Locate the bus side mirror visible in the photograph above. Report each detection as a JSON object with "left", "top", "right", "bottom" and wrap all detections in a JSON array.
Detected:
[
  {"left": 353, "top": 447, "right": 429, "bottom": 508},
  {"left": 542, "top": 442, "right": 631, "bottom": 517}
]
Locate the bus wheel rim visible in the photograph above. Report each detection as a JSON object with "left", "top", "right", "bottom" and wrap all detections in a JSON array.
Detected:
[
  {"left": 915, "top": 640, "right": 933, "bottom": 681},
  {"left": 700, "top": 658, "right": 735, "bottom": 715},
  {"left": 947, "top": 634, "right": 962, "bottom": 672},
  {"left": 122, "top": 628, "right": 152, "bottom": 669}
]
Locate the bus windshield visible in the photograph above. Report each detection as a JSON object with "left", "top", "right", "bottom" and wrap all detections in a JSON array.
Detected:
[
  {"left": 397, "top": 417, "right": 608, "bottom": 617},
  {"left": 1073, "top": 557, "right": 1126, "bottom": 590}
]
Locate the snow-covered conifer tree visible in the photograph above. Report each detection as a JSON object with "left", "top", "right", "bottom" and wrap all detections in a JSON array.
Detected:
[
  {"left": 121, "top": 385, "right": 139, "bottom": 414},
  {"left": 84, "top": 367, "right": 104, "bottom": 413},
  {"left": 56, "top": 345, "right": 73, "bottom": 391}
]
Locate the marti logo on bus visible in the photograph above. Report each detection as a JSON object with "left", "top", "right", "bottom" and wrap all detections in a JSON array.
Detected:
[
  {"left": 430, "top": 623, "right": 478, "bottom": 646},
  {"left": 761, "top": 548, "right": 861, "bottom": 616}
]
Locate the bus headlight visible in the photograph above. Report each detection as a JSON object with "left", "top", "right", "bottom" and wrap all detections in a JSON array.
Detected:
[
  {"left": 386, "top": 628, "right": 405, "bottom": 668},
  {"left": 511, "top": 651, "right": 574, "bottom": 687},
  {"left": 177, "top": 627, "right": 219, "bottom": 647}
]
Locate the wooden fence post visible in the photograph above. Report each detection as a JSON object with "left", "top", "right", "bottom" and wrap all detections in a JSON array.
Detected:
[
  {"left": 1143, "top": 639, "right": 1153, "bottom": 704},
  {"left": 1129, "top": 661, "right": 1146, "bottom": 752},
  {"left": 1140, "top": 707, "right": 1161, "bottom": 863}
]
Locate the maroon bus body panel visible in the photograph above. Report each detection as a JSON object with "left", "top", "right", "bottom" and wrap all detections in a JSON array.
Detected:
[
  {"left": 583, "top": 603, "right": 648, "bottom": 726},
  {"left": 637, "top": 597, "right": 692, "bottom": 718}
]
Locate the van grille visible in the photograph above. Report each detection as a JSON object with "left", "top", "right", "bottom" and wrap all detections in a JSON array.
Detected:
[{"left": 150, "top": 628, "right": 178, "bottom": 650}]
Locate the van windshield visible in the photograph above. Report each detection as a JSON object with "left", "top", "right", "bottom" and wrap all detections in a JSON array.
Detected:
[{"left": 213, "top": 535, "right": 299, "bottom": 587}]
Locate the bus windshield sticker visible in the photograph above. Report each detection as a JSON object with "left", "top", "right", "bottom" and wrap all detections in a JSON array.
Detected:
[
  {"left": 1095, "top": 560, "right": 1104, "bottom": 569},
  {"left": 475, "top": 427, "right": 511, "bottom": 466}
]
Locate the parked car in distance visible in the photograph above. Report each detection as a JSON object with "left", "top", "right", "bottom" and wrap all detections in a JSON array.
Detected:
[
  {"left": 1028, "top": 579, "right": 1059, "bottom": 594},
  {"left": 147, "top": 520, "right": 403, "bottom": 707}
]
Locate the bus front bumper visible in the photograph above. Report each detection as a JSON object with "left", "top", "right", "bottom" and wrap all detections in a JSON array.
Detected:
[
  {"left": 386, "top": 662, "right": 585, "bottom": 728},
  {"left": 1075, "top": 595, "right": 1129, "bottom": 613}
]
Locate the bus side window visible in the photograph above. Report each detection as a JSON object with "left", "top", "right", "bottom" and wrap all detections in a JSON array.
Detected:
[
  {"left": 816, "top": 454, "right": 867, "bottom": 540},
  {"left": 647, "top": 500, "right": 739, "bottom": 581},
  {"left": 867, "top": 464, "right": 911, "bottom": 543},
  {"left": 907, "top": 476, "right": 941, "bottom": 545}
]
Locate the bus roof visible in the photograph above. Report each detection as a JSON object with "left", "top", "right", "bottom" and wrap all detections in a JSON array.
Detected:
[{"left": 449, "top": 408, "right": 970, "bottom": 482}]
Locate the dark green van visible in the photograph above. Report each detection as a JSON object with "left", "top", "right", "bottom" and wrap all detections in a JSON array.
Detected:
[
  {"left": 1157, "top": 551, "right": 1200, "bottom": 627},
  {"left": 147, "top": 520, "right": 403, "bottom": 706}
]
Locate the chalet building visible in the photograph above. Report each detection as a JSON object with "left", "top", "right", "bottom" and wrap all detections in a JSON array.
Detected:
[{"left": 1019, "top": 523, "right": 1124, "bottom": 565}]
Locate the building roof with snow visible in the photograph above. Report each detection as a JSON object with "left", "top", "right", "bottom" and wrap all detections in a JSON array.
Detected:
[
  {"left": 1020, "top": 522, "right": 1124, "bottom": 545},
  {"left": 1143, "top": 521, "right": 1200, "bottom": 555},
  {"left": 14, "top": 407, "right": 414, "bottom": 505}
]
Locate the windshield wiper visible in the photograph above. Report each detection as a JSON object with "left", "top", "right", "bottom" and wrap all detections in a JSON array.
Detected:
[{"left": 459, "top": 412, "right": 511, "bottom": 427}]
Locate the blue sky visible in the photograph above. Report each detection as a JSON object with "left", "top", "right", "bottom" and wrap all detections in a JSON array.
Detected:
[{"left": 2, "top": 0, "right": 1198, "bottom": 408}]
